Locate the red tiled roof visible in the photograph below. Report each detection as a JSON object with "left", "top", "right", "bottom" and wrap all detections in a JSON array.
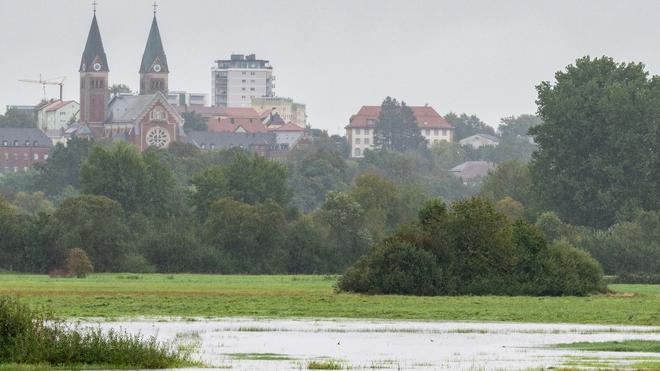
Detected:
[
  {"left": 175, "top": 106, "right": 261, "bottom": 120},
  {"left": 269, "top": 122, "right": 304, "bottom": 132},
  {"left": 208, "top": 118, "right": 268, "bottom": 133},
  {"left": 346, "top": 105, "right": 454, "bottom": 129}
]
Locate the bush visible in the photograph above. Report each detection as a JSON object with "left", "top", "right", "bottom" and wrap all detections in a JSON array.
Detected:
[
  {"left": 66, "top": 248, "right": 93, "bottom": 278},
  {"left": 338, "top": 197, "right": 605, "bottom": 296},
  {"left": 0, "top": 297, "right": 193, "bottom": 368}
]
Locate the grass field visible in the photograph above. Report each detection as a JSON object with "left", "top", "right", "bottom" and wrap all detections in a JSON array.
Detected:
[{"left": 1, "top": 274, "right": 659, "bottom": 325}]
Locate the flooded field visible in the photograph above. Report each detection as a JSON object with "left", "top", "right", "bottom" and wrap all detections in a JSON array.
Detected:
[{"left": 79, "top": 318, "right": 660, "bottom": 370}]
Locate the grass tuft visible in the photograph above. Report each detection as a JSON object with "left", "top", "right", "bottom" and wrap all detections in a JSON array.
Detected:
[{"left": 307, "top": 360, "right": 343, "bottom": 369}]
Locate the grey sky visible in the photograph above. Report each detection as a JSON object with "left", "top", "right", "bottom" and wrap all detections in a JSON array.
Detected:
[{"left": 1, "top": 0, "right": 659, "bottom": 133}]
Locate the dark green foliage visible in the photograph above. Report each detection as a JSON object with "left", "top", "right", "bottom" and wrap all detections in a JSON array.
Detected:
[
  {"left": 181, "top": 111, "right": 207, "bottom": 133},
  {"left": 203, "top": 198, "right": 288, "bottom": 273},
  {"left": 530, "top": 56, "right": 660, "bottom": 228},
  {"left": 47, "top": 195, "right": 127, "bottom": 272},
  {"left": 0, "top": 197, "right": 25, "bottom": 272},
  {"left": 338, "top": 197, "right": 605, "bottom": 296},
  {"left": 33, "top": 137, "right": 94, "bottom": 197},
  {"left": 499, "top": 114, "right": 542, "bottom": 139},
  {"left": 0, "top": 108, "right": 37, "bottom": 128},
  {"left": 373, "top": 97, "right": 426, "bottom": 152},
  {"left": 0, "top": 297, "right": 191, "bottom": 368},
  {"left": 444, "top": 112, "right": 495, "bottom": 140}
]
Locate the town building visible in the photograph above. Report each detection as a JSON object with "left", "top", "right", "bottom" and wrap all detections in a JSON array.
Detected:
[
  {"left": 37, "top": 100, "right": 80, "bottom": 142},
  {"left": 185, "top": 131, "right": 289, "bottom": 161},
  {"left": 345, "top": 105, "right": 454, "bottom": 158},
  {"left": 0, "top": 128, "right": 53, "bottom": 174},
  {"left": 167, "top": 91, "right": 208, "bottom": 107},
  {"left": 459, "top": 133, "right": 500, "bottom": 149},
  {"left": 211, "top": 54, "right": 274, "bottom": 108},
  {"left": 449, "top": 161, "right": 496, "bottom": 185},
  {"left": 75, "top": 9, "right": 183, "bottom": 150},
  {"left": 268, "top": 122, "right": 305, "bottom": 148},
  {"left": 252, "top": 97, "right": 306, "bottom": 127}
]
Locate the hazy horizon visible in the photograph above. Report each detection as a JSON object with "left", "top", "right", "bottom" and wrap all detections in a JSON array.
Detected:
[{"left": 2, "top": 0, "right": 660, "bottom": 133}]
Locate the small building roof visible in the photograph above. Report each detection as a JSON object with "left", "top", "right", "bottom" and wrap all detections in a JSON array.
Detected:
[
  {"left": 269, "top": 122, "right": 304, "bottom": 132},
  {"left": 460, "top": 133, "right": 500, "bottom": 143},
  {"left": 0, "top": 128, "right": 53, "bottom": 148},
  {"left": 449, "top": 161, "right": 496, "bottom": 181},
  {"left": 185, "top": 131, "right": 276, "bottom": 149},
  {"left": 41, "top": 100, "right": 78, "bottom": 112}
]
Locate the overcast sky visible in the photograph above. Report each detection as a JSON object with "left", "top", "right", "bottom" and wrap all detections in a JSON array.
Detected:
[{"left": 1, "top": 0, "right": 659, "bottom": 133}]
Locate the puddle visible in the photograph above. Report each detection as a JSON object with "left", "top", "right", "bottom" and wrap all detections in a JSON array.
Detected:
[{"left": 76, "top": 318, "right": 660, "bottom": 370}]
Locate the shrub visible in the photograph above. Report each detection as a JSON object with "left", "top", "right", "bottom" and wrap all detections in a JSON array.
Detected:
[
  {"left": 66, "top": 248, "right": 93, "bottom": 278},
  {"left": 0, "top": 296, "right": 194, "bottom": 368},
  {"left": 338, "top": 197, "right": 605, "bottom": 296}
]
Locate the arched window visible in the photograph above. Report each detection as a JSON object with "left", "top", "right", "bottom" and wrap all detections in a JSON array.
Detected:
[
  {"left": 25, "top": 140, "right": 30, "bottom": 146},
  {"left": 33, "top": 140, "right": 39, "bottom": 146},
  {"left": 354, "top": 147, "right": 361, "bottom": 157},
  {"left": 13, "top": 140, "right": 19, "bottom": 146},
  {"left": 2, "top": 140, "right": 7, "bottom": 146},
  {"left": 150, "top": 107, "right": 166, "bottom": 121},
  {"left": 210, "top": 144, "right": 216, "bottom": 150}
]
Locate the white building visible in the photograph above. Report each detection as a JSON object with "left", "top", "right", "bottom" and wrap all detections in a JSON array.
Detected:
[
  {"left": 211, "top": 54, "right": 274, "bottom": 108},
  {"left": 345, "top": 105, "right": 454, "bottom": 158},
  {"left": 37, "top": 100, "right": 79, "bottom": 132},
  {"left": 459, "top": 134, "right": 500, "bottom": 149},
  {"left": 167, "top": 91, "right": 208, "bottom": 107}
]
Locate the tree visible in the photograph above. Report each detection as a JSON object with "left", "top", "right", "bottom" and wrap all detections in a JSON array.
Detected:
[
  {"left": 373, "top": 97, "right": 426, "bottom": 152},
  {"left": 223, "top": 152, "right": 291, "bottom": 206},
  {"left": 109, "top": 84, "right": 132, "bottom": 97},
  {"left": 48, "top": 195, "right": 127, "bottom": 272},
  {"left": 10, "top": 192, "right": 54, "bottom": 216},
  {"left": 0, "top": 108, "right": 37, "bottom": 128},
  {"left": 0, "top": 197, "right": 24, "bottom": 271},
  {"left": 33, "top": 137, "right": 94, "bottom": 196},
  {"left": 66, "top": 248, "right": 94, "bottom": 278},
  {"left": 444, "top": 112, "right": 495, "bottom": 141},
  {"left": 80, "top": 142, "right": 180, "bottom": 217},
  {"left": 498, "top": 114, "right": 542, "bottom": 139},
  {"left": 181, "top": 111, "right": 207, "bottom": 133},
  {"left": 480, "top": 160, "right": 535, "bottom": 214},
  {"left": 530, "top": 56, "right": 660, "bottom": 228}
]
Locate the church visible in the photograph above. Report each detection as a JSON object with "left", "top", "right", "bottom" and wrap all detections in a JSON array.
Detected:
[{"left": 77, "top": 7, "right": 183, "bottom": 151}]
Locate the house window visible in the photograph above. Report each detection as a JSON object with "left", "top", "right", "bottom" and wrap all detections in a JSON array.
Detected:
[
  {"left": 33, "top": 153, "right": 39, "bottom": 160},
  {"left": 23, "top": 153, "right": 28, "bottom": 160},
  {"left": 25, "top": 140, "right": 30, "bottom": 146},
  {"left": 434, "top": 139, "right": 439, "bottom": 145},
  {"left": 44, "top": 154, "right": 48, "bottom": 160},
  {"left": 364, "top": 138, "right": 369, "bottom": 145},
  {"left": 13, "top": 153, "right": 18, "bottom": 160},
  {"left": 354, "top": 148, "right": 361, "bottom": 157},
  {"left": 425, "top": 129, "right": 430, "bottom": 136},
  {"left": 210, "top": 144, "right": 216, "bottom": 150},
  {"left": 250, "top": 71, "right": 255, "bottom": 76},
  {"left": 2, "top": 140, "right": 7, "bottom": 146},
  {"left": 434, "top": 129, "right": 439, "bottom": 136},
  {"left": 355, "top": 128, "right": 361, "bottom": 135},
  {"left": 33, "top": 141, "right": 39, "bottom": 146},
  {"left": 201, "top": 144, "right": 206, "bottom": 149},
  {"left": 250, "top": 88, "right": 255, "bottom": 91},
  {"left": 23, "top": 167, "right": 28, "bottom": 172},
  {"left": 355, "top": 138, "right": 361, "bottom": 144},
  {"left": 13, "top": 140, "right": 18, "bottom": 146},
  {"left": 13, "top": 166, "right": 18, "bottom": 173},
  {"left": 3, "top": 153, "right": 8, "bottom": 160},
  {"left": 442, "top": 129, "right": 447, "bottom": 136}
]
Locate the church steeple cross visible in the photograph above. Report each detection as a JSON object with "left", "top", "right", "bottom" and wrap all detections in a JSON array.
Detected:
[
  {"left": 92, "top": 0, "right": 98, "bottom": 14},
  {"left": 152, "top": 1, "right": 158, "bottom": 15}
]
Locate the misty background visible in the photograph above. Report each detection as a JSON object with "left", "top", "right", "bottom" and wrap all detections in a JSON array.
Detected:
[{"left": 0, "top": 0, "right": 658, "bottom": 133}]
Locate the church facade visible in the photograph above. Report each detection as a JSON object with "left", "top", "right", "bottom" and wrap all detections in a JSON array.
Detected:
[{"left": 77, "top": 10, "right": 182, "bottom": 150}]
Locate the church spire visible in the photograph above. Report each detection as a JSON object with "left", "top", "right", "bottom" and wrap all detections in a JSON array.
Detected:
[
  {"left": 139, "top": 14, "right": 169, "bottom": 74},
  {"left": 79, "top": 12, "right": 108, "bottom": 73}
]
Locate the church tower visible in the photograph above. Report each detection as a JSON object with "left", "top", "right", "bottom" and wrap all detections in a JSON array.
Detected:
[
  {"left": 139, "top": 12, "right": 169, "bottom": 95},
  {"left": 79, "top": 11, "right": 109, "bottom": 124}
]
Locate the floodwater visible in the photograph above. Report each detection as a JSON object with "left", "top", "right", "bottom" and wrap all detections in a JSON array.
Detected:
[{"left": 80, "top": 318, "right": 660, "bottom": 370}]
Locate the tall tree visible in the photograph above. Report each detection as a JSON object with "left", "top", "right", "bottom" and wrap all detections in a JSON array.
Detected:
[
  {"left": 499, "top": 114, "right": 542, "bottom": 139},
  {"left": 109, "top": 84, "right": 132, "bottom": 97},
  {"left": 530, "top": 56, "right": 660, "bottom": 228},
  {"left": 0, "top": 108, "right": 37, "bottom": 128},
  {"left": 373, "top": 97, "right": 426, "bottom": 152},
  {"left": 444, "top": 112, "right": 495, "bottom": 140},
  {"left": 182, "top": 111, "right": 207, "bottom": 133},
  {"left": 33, "top": 137, "right": 94, "bottom": 196}
]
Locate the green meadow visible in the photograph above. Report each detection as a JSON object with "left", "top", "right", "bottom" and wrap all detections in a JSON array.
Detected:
[{"left": 1, "top": 274, "right": 659, "bottom": 325}]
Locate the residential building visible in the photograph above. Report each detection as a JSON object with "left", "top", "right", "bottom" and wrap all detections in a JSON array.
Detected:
[
  {"left": 167, "top": 91, "right": 208, "bottom": 107},
  {"left": 449, "top": 161, "right": 496, "bottom": 184},
  {"left": 0, "top": 128, "right": 53, "bottom": 174},
  {"left": 459, "top": 133, "right": 500, "bottom": 149},
  {"left": 186, "top": 131, "right": 289, "bottom": 161},
  {"left": 268, "top": 122, "right": 305, "bottom": 148},
  {"left": 345, "top": 105, "right": 454, "bottom": 158},
  {"left": 252, "top": 97, "right": 306, "bottom": 127},
  {"left": 37, "top": 100, "right": 80, "bottom": 132},
  {"left": 211, "top": 54, "right": 274, "bottom": 108},
  {"left": 74, "top": 10, "right": 183, "bottom": 151}
]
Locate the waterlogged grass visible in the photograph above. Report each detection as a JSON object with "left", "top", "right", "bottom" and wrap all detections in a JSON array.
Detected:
[
  {"left": 1, "top": 274, "right": 659, "bottom": 325},
  {"left": 557, "top": 340, "right": 660, "bottom": 353},
  {"left": 227, "top": 352, "right": 294, "bottom": 360},
  {"left": 306, "top": 360, "right": 344, "bottom": 369}
]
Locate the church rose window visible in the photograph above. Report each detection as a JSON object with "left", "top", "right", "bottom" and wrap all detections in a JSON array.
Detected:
[{"left": 146, "top": 127, "right": 170, "bottom": 148}]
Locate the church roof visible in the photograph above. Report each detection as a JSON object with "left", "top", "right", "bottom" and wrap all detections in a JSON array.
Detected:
[
  {"left": 106, "top": 92, "right": 182, "bottom": 124},
  {"left": 140, "top": 16, "right": 169, "bottom": 73},
  {"left": 79, "top": 14, "right": 109, "bottom": 72}
]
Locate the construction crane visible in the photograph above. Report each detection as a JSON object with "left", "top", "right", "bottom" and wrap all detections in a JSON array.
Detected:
[{"left": 18, "top": 74, "right": 66, "bottom": 101}]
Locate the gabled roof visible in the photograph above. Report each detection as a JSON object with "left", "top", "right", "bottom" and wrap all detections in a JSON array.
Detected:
[
  {"left": 449, "top": 161, "right": 496, "bottom": 180},
  {"left": 269, "top": 122, "right": 304, "bottom": 132},
  {"left": 41, "top": 100, "right": 78, "bottom": 112},
  {"left": 208, "top": 119, "right": 268, "bottom": 134},
  {"left": 79, "top": 14, "right": 109, "bottom": 72},
  {"left": 107, "top": 92, "right": 182, "bottom": 124},
  {"left": 140, "top": 16, "right": 169, "bottom": 73},
  {"left": 460, "top": 133, "right": 500, "bottom": 143},
  {"left": 0, "top": 128, "right": 53, "bottom": 148},
  {"left": 347, "top": 105, "right": 454, "bottom": 129}
]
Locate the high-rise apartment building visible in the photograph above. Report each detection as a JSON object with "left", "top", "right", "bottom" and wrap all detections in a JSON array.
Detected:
[{"left": 211, "top": 54, "right": 274, "bottom": 107}]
